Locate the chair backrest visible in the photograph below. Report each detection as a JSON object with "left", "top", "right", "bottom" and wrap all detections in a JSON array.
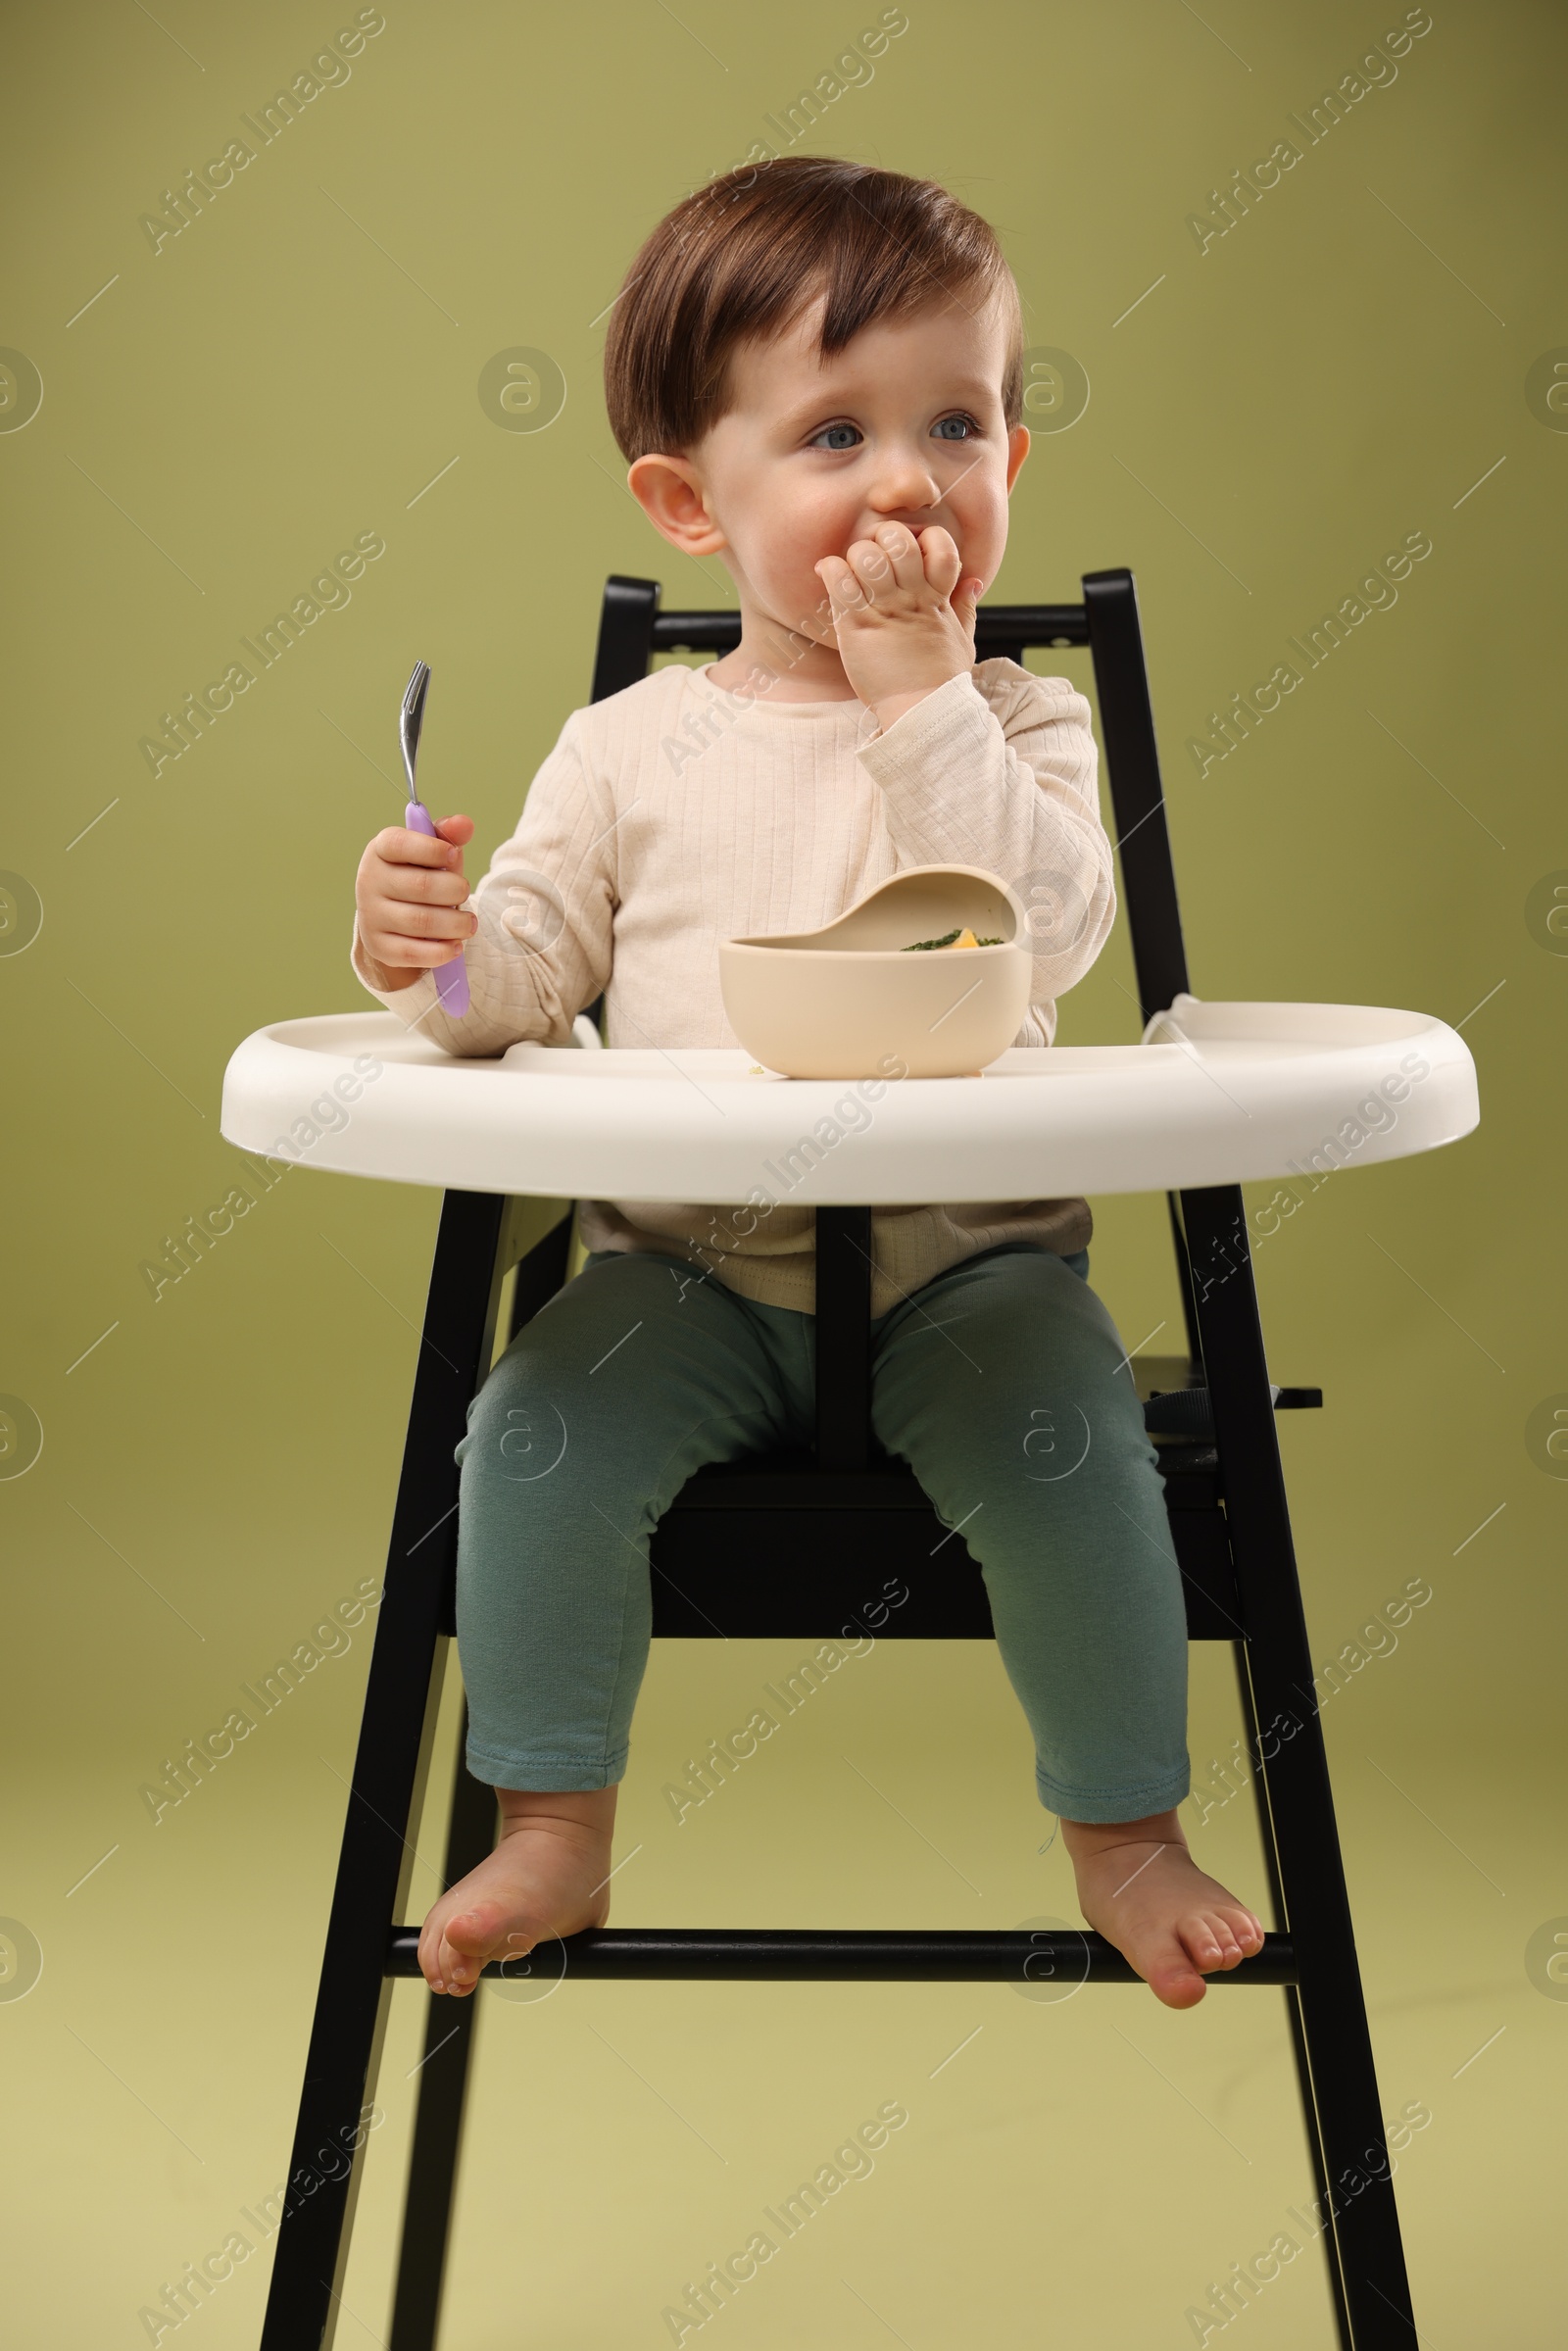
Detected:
[{"left": 581, "top": 569, "right": 1205, "bottom": 1410}]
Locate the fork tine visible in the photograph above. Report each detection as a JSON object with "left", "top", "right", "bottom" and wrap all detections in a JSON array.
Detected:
[{"left": 400, "top": 661, "right": 431, "bottom": 800}]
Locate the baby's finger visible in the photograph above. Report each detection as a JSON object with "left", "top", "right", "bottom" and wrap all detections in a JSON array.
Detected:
[
  {"left": 843, "top": 535, "right": 899, "bottom": 604},
  {"left": 386, "top": 856, "right": 470, "bottom": 909},
  {"left": 376, "top": 895, "right": 475, "bottom": 945},
  {"left": 373, "top": 822, "right": 465, "bottom": 872},
  {"left": 367, "top": 917, "right": 471, "bottom": 967},
  {"left": 915, "top": 523, "right": 962, "bottom": 597},
  {"left": 813, "top": 555, "right": 865, "bottom": 618},
  {"left": 870, "top": 521, "right": 929, "bottom": 592}
]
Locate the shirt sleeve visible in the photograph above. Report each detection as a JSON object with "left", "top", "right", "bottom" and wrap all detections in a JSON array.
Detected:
[
  {"left": 349, "top": 709, "right": 616, "bottom": 1059},
  {"left": 853, "top": 662, "right": 1116, "bottom": 1031}
]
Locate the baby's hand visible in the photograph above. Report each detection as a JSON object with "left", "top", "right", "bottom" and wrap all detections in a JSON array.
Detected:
[
  {"left": 355, "top": 813, "right": 476, "bottom": 994},
  {"left": 814, "top": 522, "right": 984, "bottom": 733}
]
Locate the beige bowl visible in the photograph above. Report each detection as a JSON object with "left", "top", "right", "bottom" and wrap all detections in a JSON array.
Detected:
[{"left": 718, "top": 864, "right": 1033, "bottom": 1079}]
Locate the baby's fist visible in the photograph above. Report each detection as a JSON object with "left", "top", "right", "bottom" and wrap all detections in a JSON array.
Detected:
[{"left": 814, "top": 521, "right": 984, "bottom": 731}]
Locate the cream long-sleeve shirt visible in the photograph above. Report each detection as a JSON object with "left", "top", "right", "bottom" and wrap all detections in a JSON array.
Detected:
[{"left": 350, "top": 656, "right": 1117, "bottom": 1317}]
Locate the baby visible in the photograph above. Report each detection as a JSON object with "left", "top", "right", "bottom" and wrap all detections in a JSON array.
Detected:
[{"left": 352, "top": 157, "right": 1263, "bottom": 2008}]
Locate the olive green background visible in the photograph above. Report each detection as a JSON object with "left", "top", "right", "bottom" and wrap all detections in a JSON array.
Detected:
[{"left": 3, "top": 2, "right": 1564, "bottom": 2343}]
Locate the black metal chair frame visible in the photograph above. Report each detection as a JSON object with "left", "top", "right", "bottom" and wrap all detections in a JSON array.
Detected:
[{"left": 259, "top": 569, "right": 1416, "bottom": 2348}]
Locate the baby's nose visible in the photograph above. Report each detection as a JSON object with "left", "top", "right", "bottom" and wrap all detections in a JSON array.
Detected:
[{"left": 868, "top": 448, "right": 942, "bottom": 502}]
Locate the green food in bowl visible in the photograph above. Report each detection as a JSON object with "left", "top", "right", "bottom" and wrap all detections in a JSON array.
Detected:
[{"left": 902, "top": 928, "right": 1004, "bottom": 952}]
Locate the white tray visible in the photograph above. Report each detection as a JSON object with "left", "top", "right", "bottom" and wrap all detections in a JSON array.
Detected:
[{"left": 219, "top": 996, "right": 1478, "bottom": 1202}]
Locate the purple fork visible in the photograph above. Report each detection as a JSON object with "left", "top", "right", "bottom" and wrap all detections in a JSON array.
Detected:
[{"left": 399, "top": 660, "right": 469, "bottom": 1017}]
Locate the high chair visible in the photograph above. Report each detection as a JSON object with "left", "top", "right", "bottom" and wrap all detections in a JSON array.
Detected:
[{"left": 241, "top": 570, "right": 1436, "bottom": 2348}]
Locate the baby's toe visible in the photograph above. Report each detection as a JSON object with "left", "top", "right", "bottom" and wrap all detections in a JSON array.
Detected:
[
  {"left": 1226, "top": 1907, "right": 1265, "bottom": 1954},
  {"left": 436, "top": 1942, "right": 486, "bottom": 1997},
  {"left": 435, "top": 1904, "right": 507, "bottom": 1992},
  {"left": 1144, "top": 1934, "right": 1208, "bottom": 2009},
  {"left": 1176, "top": 1914, "right": 1229, "bottom": 1972},
  {"left": 417, "top": 1918, "right": 445, "bottom": 1992},
  {"left": 443, "top": 1901, "right": 506, "bottom": 1961},
  {"left": 1208, "top": 1919, "right": 1247, "bottom": 1970}
]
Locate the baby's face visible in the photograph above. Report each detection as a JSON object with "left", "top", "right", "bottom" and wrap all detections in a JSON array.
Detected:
[{"left": 680, "top": 287, "right": 1028, "bottom": 648}]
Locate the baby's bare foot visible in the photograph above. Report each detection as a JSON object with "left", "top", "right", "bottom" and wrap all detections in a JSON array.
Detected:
[
  {"left": 418, "top": 1787, "right": 617, "bottom": 1998},
  {"left": 1061, "top": 1809, "right": 1264, "bottom": 2009}
]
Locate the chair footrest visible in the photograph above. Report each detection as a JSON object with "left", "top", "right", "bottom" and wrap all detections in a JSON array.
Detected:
[{"left": 385, "top": 1925, "right": 1295, "bottom": 1984}]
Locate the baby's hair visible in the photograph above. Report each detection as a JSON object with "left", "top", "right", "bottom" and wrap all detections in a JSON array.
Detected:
[{"left": 604, "top": 155, "right": 1023, "bottom": 462}]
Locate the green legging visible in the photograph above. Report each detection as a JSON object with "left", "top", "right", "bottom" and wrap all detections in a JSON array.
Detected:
[{"left": 452, "top": 1240, "right": 1190, "bottom": 1823}]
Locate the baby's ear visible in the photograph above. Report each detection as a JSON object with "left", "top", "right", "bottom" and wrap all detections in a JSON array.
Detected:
[{"left": 627, "top": 453, "right": 726, "bottom": 556}]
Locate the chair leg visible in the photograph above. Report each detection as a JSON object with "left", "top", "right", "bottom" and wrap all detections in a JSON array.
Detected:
[
  {"left": 260, "top": 1193, "right": 510, "bottom": 2351},
  {"left": 381, "top": 1208, "right": 575, "bottom": 2346},
  {"left": 1184, "top": 1185, "right": 1415, "bottom": 2347},
  {"left": 1232, "top": 1643, "right": 1355, "bottom": 2350},
  {"left": 389, "top": 1705, "right": 498, "bottom": 2350}
]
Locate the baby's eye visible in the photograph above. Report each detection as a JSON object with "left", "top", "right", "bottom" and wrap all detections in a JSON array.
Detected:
[
  {"left": 810, "top": 422, "right": 861, "bottom": 452},
  {"left": 932, "top": 414, "right": 978, "bottom": 441}
]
